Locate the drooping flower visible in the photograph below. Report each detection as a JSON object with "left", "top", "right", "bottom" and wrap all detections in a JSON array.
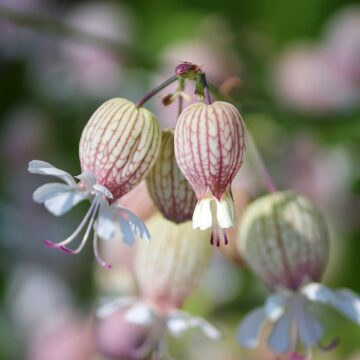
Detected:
[
  {"left": 29, "top": 98, "right": 161, "bottom": 266},
  {"left": 236, "top": 191, "right": 360, "bottom": 359},
  {"left": 79, "top": 98, "right": 161, "bottom": 199},
  {"left": 29, "top": 161, "right": 150, "bottom": 268},
  {"left": 174, "top": 101, "right": 246, "bottom": 238},
  {"left": 97, "top": 214, "right": 221, "bottom": 359},
  {"left": 146, "top": 129, "right": 197, "bottom": 223}
]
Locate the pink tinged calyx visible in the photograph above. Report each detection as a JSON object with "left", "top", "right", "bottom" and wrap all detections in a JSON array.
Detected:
[
  {"left": 28, "top": 160, "right": 150, "bottom": 269},
  {"left": 79, "top": 98, "right": 161, "bottom": 201},
  {"left": 174, "top": 101, "right": 246, "bottom": 232},
  {"left": 237, "top": 191, "right": 330, "bottom": 291},
  {"left": 146, "top": 129, "right": 197, "bottom": 224}
]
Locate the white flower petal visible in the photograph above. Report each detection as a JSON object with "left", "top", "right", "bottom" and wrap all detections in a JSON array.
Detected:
[
  {"left": 265, "top": 292, "right": 291, "bottom": 321},
  {"left": 96, "top": 296, "right": 137, "bottom": 318},
  {"left": 268, "top": 310, "right": 292, "bottom": 353},
  {"left": 333, "top": 289, "right": 360, "bottom": 324},
  {"left": 293, "top": 300, "right": 323, "bottom": 347},
  {"left": 193, "top": 199, "right": 212, "bottom": 230},
  {"left": 188, "top": 317, "right": 222, "bottom": 340},
  {"left": 114, "top": 206, "right": 150, "bottom": 243},
  {"left": 216, "top": 193, "right": 235, "bottom": 229},
  {"left": 167, "top": 312, "right": 191, "bottom": 337},
  {"left": 302, "top": 283, "right": 360, "bottom": 324},
  {"left": 93, "top": 184, "right": 113, "bottom": 199},
  {"left": 167, "top": 311, "right": 221, "bottom": 340},
  {"left": 76, "top": 171, "right": 97, "bottom": 189},
  {"left": 236, "top": 307, "right": 267, "bottom": 348},
  {"left": 125, "top": 303, "right": 156, "bottom": 327},
  {"left": 43, "top": 190, "right": 88, "bottom": 216},
  {"left": 96, "top": 200, "right": 116, "bottom": 241},
  {"left": 301, "top": 283, "right": 334, "bottom": 303},
  {"left": 28, "top": 160, "right": 76, "bottom": 186},
  {"left": 33, "top": 183, "right": 72, "bottom": 203}
]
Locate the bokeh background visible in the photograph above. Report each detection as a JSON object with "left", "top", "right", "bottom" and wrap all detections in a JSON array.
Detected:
[{"left": 0, "top": 0, "right": 359, "bottom": 359}]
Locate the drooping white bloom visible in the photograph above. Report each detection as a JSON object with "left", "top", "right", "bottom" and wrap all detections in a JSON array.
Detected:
[
  {"left": 97, "top": 297, "right": 221, "bottom": 359},
  {"left": 237, "top": 283, "right": 360, "bottom": 359},
  {"left": 28, "top": 160, "right": 149, "bottom": 268},
  {"left": 236, "top": 191, "right": 360, "bottom": 358},
  {"left": 174, "top": 101, "right": 246, "bottom": 238}
]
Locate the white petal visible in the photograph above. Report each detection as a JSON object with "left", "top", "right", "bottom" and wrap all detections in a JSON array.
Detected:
[
  {"left": 193, "top": 199, "right": 213, "bottom": 230},
  {"left": 302, "top": 283, "right": 360, "bottom": 324},
  {"left": 188, "top": 317, "right": 222, "bottom": 340},
  {"left": 96, "top": 296, "right": 137, "bottom": 318},
  {"left": 236, "top": 307, "right": 267, "bottom": 348},
  {"left": 125, "top": 303, "right": 156, "bottom": 327},
  {"left": 76, "top": 171, "right": 97, "bottom": 188},
  {"left": 43, "top": 190, "right": 88, "bottom": 216},
  {"left": 293, "top": 300, "right": 323, "bottom": 346},
  {"left": 265, "top": 292, "right": 291, "bottom": 321},
  {"left": 93, "top": 184, "right": 113, "bottom": 199},
  {"left": 333, "top": 289, "right": 360, "bottom": 324},
  {"left": 301, "top": 283, "right": 334, "bottom": 303},
  {"left": 113, "top": 206, "right": 150, "bottom": 243},
  {"left": 167, "top": 312, "right": 191, "bottom": 337},
  {"left": 216, "top": 193, "right": 235, "bottom": 229},
  {"left": 167, "top": 311, "right": 221, "bottom": 340},
  {"left": 268, "top": 310, "right": 292, "bottom": 353},
  {"left": 96, "top": 200, "right": 116, "bottom": 241},
  {"left": 28, "top": 160, "right": 76, "bottom": 186},
  {"left": 33, "top": 183, "right": 72, "bottom": 203}
]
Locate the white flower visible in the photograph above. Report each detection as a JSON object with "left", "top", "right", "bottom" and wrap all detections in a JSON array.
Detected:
[
  {"left": 28, "top": 160, "right": 150, "bottom": 268},
  {"left": 237, "top": 282, "right": 360, "bottom": 359},
  {"left": 97, "top": 296, "right": 222, "bottom": 359}
]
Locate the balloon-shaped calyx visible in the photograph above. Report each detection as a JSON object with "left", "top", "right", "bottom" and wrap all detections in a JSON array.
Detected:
[
  {"left": 135, "top": 214, "right": 212, "bottom": 311},
  {"left": 174, "top": 101, "right": 246, "bottom": 231},
  {"left": 237, "top": 191, "right": 330, "bottom": 290},
  {"left": 146, "top": 129, "right": 197, "bottom": 223},
  {"left": 79, "top": 98, "right": 161, "bottom": 200}
]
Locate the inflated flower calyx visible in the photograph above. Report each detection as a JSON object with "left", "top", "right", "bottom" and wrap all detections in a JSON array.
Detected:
[
  {"left": 135, "top": 213, "right": 212, "bottom": 310},
  {"left": 146, "top": 129, "right": 197, "bottom": 223},
  {"left": 236, "top": 191, "right": 360, "bottom": 359},
  {"left": 237, "top": 191, "right": 329, "bottom": 290},
  {"left": 80, "top": 98, "right": 161, "bottom": 200},
  {"left": 174, "top": 101, "right": 246, "bottom": 234}
]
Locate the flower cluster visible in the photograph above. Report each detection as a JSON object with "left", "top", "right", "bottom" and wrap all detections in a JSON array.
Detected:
[{"left": 28, "top": 61, "right": 360, "bottom": 359}]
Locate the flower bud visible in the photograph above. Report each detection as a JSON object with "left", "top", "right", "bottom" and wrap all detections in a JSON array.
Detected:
[
  {"left": 146, "top": 129, "right": 197, "bottom": 223},
  {"left": 95, "top": 307, "right": 150, "bottom": 360},
  {"left": 237, "top": 191, "right": 329, "bottom": 290},
  {"left": 79, "top": 98, "right": 161, "bottom": 200},
  {"left": 174, "top": 101, "right": 245, "bottom": 231},
  {"left": 135, "top": 214, "right": 212, "bottom": 310}
]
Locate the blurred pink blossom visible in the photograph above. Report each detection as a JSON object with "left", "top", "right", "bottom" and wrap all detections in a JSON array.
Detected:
[
  {"left": 273, "top": 44, "right": 359, "bottom": 114},
  {"left": 323, "top": 5, "right": 360, "bottom": 83}
]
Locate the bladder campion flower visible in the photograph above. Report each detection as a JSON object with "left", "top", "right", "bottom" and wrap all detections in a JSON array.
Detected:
[
  {"left": 236, "top": 191, "right": 360, "bottom": 359},
  {"left": 97, "top": 213, "right": 221, "bottom": 359},
  {"left": 146, "top": 129, "right": 197, "bottom": 224},
  {"left": 174, "top": 101, "right": 245, "bottom": 240},
  {"left": 28, "top": 98, "right": 161, "bottom": 268}
]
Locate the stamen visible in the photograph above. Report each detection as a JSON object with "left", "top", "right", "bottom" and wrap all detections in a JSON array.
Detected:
[
  {"left": 318, "top": 338, "right": 339, "bottom": 351},
  {"left": 93, "top": 229, "right": 112, "bottom": 269},
  {"left": 210, "top": 231, "right": 214, "bottom": 245},
  {"left": 44, "top": 196, "right": 100, "bottom": 250},
  {"left": 59, "top": 197, "right": 101, "bottom": 254},
  {"left": 223, "top": 230, "right": 229, "bottom": 245},
  {"left": 216, "top": 226, "right": 220, "bottom": 247}
]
